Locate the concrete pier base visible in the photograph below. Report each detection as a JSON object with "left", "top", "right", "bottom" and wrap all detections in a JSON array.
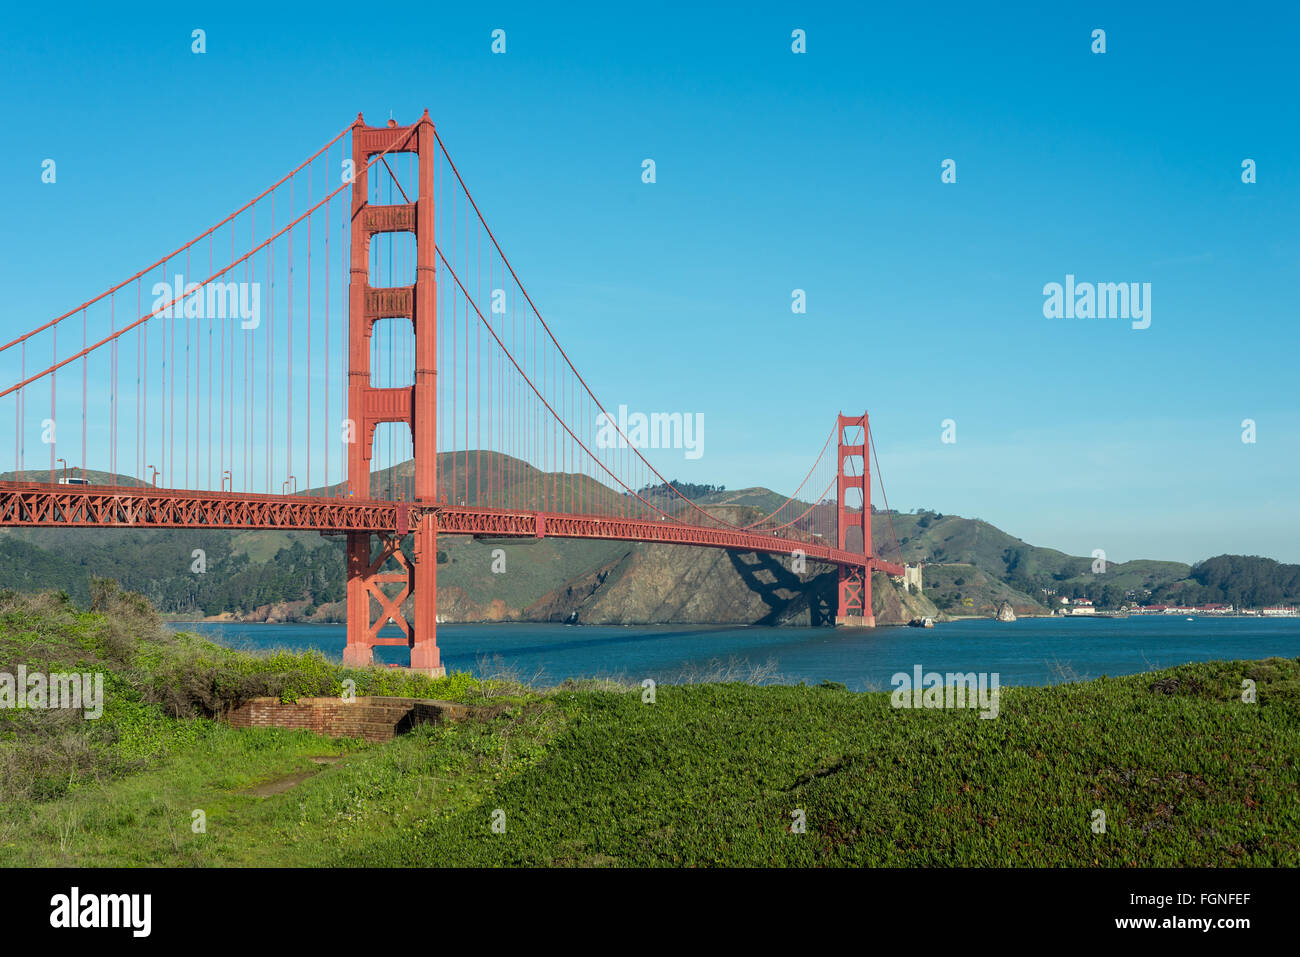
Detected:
[
  {"left": 836, "top": 615, "right": 877, "bottom": 628},
  {"left": 409, "top": 666, "right": 447, "bottom": 678}
]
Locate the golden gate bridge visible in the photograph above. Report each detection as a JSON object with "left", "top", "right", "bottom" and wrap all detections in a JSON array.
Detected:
[{"left": 0, "top": 112, "right": 904, "bottom": 676}]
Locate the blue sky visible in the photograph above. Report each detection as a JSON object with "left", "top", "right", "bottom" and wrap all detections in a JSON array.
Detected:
[{"left": 2, "top": 0, "right": 1298, "bottom": 563}]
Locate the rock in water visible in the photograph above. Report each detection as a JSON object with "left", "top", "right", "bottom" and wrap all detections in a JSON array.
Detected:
[{"left": 995, "top": 600, "right": 1017, "bottom": 622}]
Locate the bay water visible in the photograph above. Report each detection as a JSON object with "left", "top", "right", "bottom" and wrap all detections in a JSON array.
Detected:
[{"left": 179, "top": 615, "right": 1300, "bottom": 691}]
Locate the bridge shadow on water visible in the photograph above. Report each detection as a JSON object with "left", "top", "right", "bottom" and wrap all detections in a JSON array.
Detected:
[{"left": 438, "top": 624, "right": 745, "bottom": 664}]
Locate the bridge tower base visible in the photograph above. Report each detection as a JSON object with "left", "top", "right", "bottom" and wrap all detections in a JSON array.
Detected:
[
  {"left": 835, "top": 566, "right": 875, "bottom": 628},
  {"left": 836, "top": 413, "right": 875, "bottom": 628},
  {"left": 344, "top": 514, "right": 444, "bottom": 676}
]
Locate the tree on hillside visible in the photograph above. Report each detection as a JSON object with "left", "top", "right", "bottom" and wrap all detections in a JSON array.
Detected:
[{"left": 1150, "top": 555, "right": 1300, "bottom": 608}]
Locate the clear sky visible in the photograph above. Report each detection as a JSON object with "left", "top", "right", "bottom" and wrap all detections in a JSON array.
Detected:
[{"left": 2, "top": 0, "right": 1297, "bottom": 564}]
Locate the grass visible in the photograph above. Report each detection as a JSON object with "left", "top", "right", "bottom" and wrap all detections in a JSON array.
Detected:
[
  {"left": 1, "top": 587, "right": 1297, "bottom": 866},
  {"left": 0, "top": 585, "right": 498, "bottom": 807}
]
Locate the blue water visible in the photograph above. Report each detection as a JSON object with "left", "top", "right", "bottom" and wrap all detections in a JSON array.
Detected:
[{"left": 177, "top": 616, "right": 1300, "bottom": 691}]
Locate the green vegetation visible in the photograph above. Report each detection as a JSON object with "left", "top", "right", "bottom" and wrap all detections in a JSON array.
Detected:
[
  {"left": 634, "top": 480, "right": 726, "bottom": 504},
  {"left": 0, "top": 584, "right": 488, "bottom": 808},
  {"left": 1, "top": 588, "right": 1296, "bottom": 867},
  {"left": 0, "top": 529, "right": 343, "bottom": 616},
  {"left": 1152, "top": 555, "right": 1300, "bottom": 608},
  {"left": 889, "top": 511, "right": 1286, "bottom": 612}
]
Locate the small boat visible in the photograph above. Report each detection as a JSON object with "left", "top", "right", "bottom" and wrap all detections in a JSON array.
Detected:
[{"left": 1186, "top": 617, "right": 1194, "bottom": 621}]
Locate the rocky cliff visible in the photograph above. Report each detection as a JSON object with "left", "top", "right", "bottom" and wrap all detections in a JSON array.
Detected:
[{"left": 417, "top": 535, "right": 938, "bottom": 627}]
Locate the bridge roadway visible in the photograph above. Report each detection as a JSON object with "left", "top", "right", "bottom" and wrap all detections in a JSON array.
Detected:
[{"left": 0, "top": 480, "right": 903, "bottom": 576}]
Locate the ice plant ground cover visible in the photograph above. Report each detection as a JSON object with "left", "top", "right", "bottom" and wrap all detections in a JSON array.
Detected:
[{"left": 0, "top": 587, "right": 1296, "bottom": 867}]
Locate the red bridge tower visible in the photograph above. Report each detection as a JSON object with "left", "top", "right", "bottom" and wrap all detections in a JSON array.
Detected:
[
  {"left": 835, "top": 412, "right": 875, "bottom": 627},
  {"left": 344, "top": 112, "right": 444, "bottom": 675}
]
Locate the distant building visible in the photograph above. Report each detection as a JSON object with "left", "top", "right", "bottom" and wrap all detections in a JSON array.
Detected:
[
  {"left": 902, "top": 564, "right": 923, "bottom": 594},
  {"left": 1261, "top": 607, "right": 1298, "bottom": 617},
  {"left": 1139, "top": 603, "right": 1206, "bottom": 614},
  {"left": 1069, "top": 598, "right": 1095, "bottom": 615}
]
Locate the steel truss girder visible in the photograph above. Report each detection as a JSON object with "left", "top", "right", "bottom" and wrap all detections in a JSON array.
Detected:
[
  {"left": 0, "top": 483, "right": 902, "bottom": 577},
  {"left": 0, "top": 482, "right": 397, "bottom": 531}
]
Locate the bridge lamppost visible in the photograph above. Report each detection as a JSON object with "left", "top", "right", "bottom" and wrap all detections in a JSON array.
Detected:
[
  {"left": 221, "top": 470, "right": 232, "bottom": 493},
  {"left": 282, "top": 476, "right": 297, "bottom": 495},
  {"left": 147, "top": 465, "right": 159, "bottom": 488},
  {"left": 56, "top": 457, "right": 67, "bottom": 484}
]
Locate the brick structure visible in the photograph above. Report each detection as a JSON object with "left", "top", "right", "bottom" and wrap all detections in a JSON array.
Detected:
[{"left": 223, "top": 695, "right": 470, "bottom": 743}]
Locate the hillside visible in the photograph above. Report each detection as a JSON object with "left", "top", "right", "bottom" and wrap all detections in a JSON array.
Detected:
[{"left": 882, "top": 510, "right": 1195, "bottom": 614}]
